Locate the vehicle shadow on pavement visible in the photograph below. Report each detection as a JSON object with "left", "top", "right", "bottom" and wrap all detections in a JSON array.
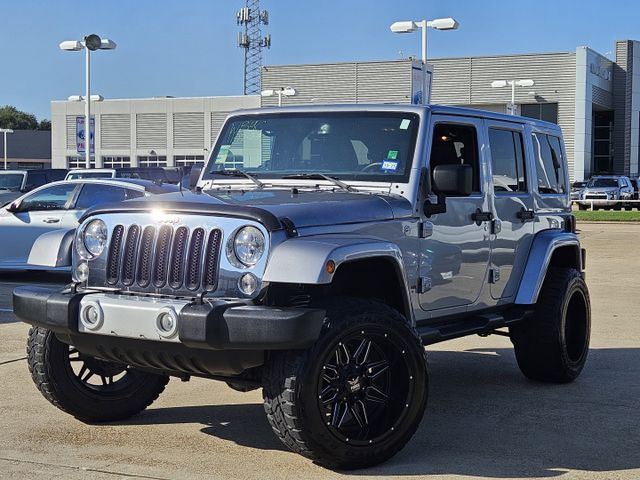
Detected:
[{"left": 120, "top": 347, "right": 640, "bottom": 477}]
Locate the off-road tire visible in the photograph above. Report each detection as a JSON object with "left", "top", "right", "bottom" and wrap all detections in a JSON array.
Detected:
[
  {"left": 27, "top": 327, "right": 169, "bottom": 422},
  {"left": 262, "top": 298, "right": 428, "bottom": 470},
  {"left": 510, "top": 267, "right": 590, "bottom": 383}
]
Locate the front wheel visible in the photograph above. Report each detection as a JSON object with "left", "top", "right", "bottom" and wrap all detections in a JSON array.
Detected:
[
  {"left": 510, "top": 267, "right": 590, "bottom": 383},
  {"left": 27, "top": 327, "right": 169, "bottom": 422},
  {"left": 262, "top": 298, "right": 428, "bottom": 470}
]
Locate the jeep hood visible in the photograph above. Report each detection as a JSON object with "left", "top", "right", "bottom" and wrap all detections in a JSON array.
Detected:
[{"left": 82, "top": 189, "right": 414, "bottom": 230}]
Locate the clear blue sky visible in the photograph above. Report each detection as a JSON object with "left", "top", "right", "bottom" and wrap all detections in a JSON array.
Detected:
[{"left": 1, "top": 0, "right": 638, "bottom": 120}]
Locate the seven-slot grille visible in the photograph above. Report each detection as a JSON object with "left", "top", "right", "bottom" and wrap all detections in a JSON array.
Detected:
[{"left": 105, "top": 223, "right": 222, "bottom": 293}]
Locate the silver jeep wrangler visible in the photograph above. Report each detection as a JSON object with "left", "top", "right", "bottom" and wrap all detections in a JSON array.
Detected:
[{"left": 14, "top": 104, "right": 590, "bottom": 470}]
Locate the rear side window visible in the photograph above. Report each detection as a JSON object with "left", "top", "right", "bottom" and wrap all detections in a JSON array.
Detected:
[
  {"left": 532, "top": 133, "right": 566, "bottom": 194},
  {"left": 75, "top": 184, "right": 131, "bottom": 209},
  {"left": 430, "top": 123, "right": 481, "bottom": 192},
  {"left": 488, "top": 128, "right": 527, "bottom": 193}
]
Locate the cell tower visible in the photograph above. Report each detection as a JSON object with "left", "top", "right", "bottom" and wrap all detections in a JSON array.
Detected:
[{"left": 237, "top": 0, "right": 271, "bottom": 95}]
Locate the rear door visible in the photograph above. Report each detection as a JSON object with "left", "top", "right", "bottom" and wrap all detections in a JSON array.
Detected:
[{"left": 485, "top": 120, "right": 535, "bottom": 299}]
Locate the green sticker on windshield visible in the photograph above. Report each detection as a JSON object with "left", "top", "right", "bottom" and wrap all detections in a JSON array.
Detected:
[
  {"left": 387, "top": 150, "right": 398, "bottom": 160},
  {"left": 215, "top": 146, "right": 230, "bottom": 164}
]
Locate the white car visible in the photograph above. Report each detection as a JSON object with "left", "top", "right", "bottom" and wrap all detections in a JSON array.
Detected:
[{"left": 0, "top": 178, "right": 178, "bottom": 271}]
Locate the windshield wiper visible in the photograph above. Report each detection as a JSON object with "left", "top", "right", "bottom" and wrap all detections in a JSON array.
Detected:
[
  {"left": 211, "top": 169, "right": 264, "bottom": 189},
  {"left": 281, "top": 173, "right": 356, "bottom": 192}
]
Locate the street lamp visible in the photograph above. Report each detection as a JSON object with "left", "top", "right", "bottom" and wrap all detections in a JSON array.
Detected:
[
  {"left": 491, "top": 79, "right": 535, "bottom": 115},
  {"left": 0, "top": 128, "right": 14, "bottom": 170},
  {"left": 59, "top": 34, "right": 116, "bottom": 168},
  {"left": 261, "top": 87, "right": 296, "bottom": 107},
  {"left": 390, "top": 17, "right": 459, "bottom": 64}
]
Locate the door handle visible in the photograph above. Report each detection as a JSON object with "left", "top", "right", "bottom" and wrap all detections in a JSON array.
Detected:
[
  {"left": 471, "top": 209, "right": 494, "bottom": 226},
  {"left": 516, "top": 208, "right": 536, "bottom": 222},
  {"left": 43, "top": 218, "right": 60, "bottom": 224}
]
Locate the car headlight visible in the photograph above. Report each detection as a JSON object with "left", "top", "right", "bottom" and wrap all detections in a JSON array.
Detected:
[
  {"left": 77, "top": 219, "right": 108, "bottom": 259},
  {"left": 228, "top": 226, "right": 265, "bottom": 267}
]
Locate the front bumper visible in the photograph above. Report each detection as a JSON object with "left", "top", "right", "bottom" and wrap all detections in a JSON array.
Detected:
[{"left": 13, "top": 286, "right": 325, "bottom": 351}]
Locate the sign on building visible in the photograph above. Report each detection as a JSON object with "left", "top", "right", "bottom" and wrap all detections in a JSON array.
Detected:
[{"left": 76, "top": 116, "right": 95, "bottom": 154}]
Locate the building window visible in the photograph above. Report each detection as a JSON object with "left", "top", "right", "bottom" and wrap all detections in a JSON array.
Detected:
[
  {"left": 102, "top": 156, "right": 131, "bottom": 168},
  {"left": 137, "top": 155, "right": 167, "bottom": 167},
  {"left": 67, "top": 156, "right": 96, "bottom": 169},
  {"left": 174, "top": 155, "right": 205, "bottom": 166},
  {"left": 520, "top": 103, "right": 559, "bottom": 124}
]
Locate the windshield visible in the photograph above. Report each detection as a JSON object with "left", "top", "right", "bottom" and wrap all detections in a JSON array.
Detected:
[
  {"left": 203, "top": 112, "right": 420, "bottom": 183},
  {"left": 587, "top": 178, "right": 618, "bottom": 188},
  {"left": 0, "top": 173, "right": 25, "bottom": 190}
]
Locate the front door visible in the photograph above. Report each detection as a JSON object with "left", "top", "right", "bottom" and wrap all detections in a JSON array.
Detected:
[
  {"left": 419, "top": 116, "right": 491, "bottom": 311},
  {"left": 486, "top": 120, "right": 535, "bottom": 299}
]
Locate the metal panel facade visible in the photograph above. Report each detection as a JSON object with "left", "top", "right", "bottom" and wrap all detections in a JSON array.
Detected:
[
  {"left": 101, "top": 114, "right": 131, "bottom": 149},
  {"left": 173, "top": 112, "right": 205, "bottom": 149}
]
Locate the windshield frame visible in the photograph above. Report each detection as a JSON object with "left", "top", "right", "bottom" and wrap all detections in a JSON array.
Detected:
[{"left": 202, "top": 111, "right": 421, "bottom": 185}]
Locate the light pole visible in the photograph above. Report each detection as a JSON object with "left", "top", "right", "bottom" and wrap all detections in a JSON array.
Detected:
[
  {"left": 390, "top": 17, "right": 459, "bottom": 65},
  {"left": 0, "top": 128, "right": 14, "bottom": 170},
  {"left": 59, "top": 35, "right": 116, "bottom": 168},
  {"left": 261, "top": 87, "right": 296, "bottom": 107},
  {"left": 491, "top": 79, "right": 535, "bottom": 115}
]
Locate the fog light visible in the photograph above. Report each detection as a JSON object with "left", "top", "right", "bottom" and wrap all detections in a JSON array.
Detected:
[
  {"left": 238, "top": 273, "right": 259, "bottom": 296},
  {"left": 74, "top": 262, "right": 90, "bottom": 283},
  {"left": 80, "top": 301, "right": 103, "bottom": 331},
  {"left": 155, "top": 307, "right": 178, "bottom": 339}
]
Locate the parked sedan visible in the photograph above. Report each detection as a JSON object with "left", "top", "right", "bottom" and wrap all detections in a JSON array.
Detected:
[
  {"left": 570, "top": 180, "right": 587, "bottom": 201},
  {"left": 0, "top": 178, "right": 178, "bottom": 271}
]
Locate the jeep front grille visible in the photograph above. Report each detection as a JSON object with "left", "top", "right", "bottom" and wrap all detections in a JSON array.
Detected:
[{"left": 106, "top": 223, "right": 222, "bottom": 293}]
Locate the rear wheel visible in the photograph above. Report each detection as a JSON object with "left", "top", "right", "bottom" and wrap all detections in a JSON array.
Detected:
[
  {"left": 510, "top": 268, "right": 590, "bottom": 383},
  {"left": 27, "top": 327, "right": 169, "bottom": 422},
  {"left": 262, "top": 298, "right": 428, "bottom": 469}
]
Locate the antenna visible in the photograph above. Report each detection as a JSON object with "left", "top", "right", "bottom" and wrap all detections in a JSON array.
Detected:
[{"left": 237, "top": 0, "right": 271, "bottom": 95}]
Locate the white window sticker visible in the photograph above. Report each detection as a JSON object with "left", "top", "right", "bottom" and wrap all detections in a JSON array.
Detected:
[
  {"left": 400, "top": 119, "right": 411, "bottom": 130},
  {"left": 381, "top": 160, "right": 399, "bottom": 171}
]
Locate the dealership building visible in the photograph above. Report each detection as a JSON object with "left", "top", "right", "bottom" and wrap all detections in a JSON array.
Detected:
[{"left": 51, "top": 39, "right": 640, "bottom": 181}]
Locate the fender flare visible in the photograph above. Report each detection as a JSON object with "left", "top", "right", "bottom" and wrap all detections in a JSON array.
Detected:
[
  {"left": 263, "top": 235, "right": 407, "bottom": 285},
  {"left": 514, "top": 230, "right": 582, "bottom": 305},
  {"left": 27, "top": 228, "right": 75, "bottom": 268}
]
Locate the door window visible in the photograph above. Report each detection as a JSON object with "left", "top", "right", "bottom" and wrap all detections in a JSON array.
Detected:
[
  {"left": 430, "top": 123, "right": 480, "bottom": 192},
  {"left": 488, "top": 128, "right": 527, "bottom": 193},
  {"left": 19, "top": 184, "right": 77, "bottom": 212},
  {"left": 74, "top": 184, "right": 141, "bottom": 210},
  {"left": 532, "top": 133, "right": 566, "bottom": 194}
]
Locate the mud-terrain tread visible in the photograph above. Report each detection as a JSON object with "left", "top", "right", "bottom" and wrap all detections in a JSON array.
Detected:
[
  {"left": 27, "top": 327, "right": 169, "bottom": 422},
  {"left": 511, "top": 267, "right": 590, "bottom": 383},
  {"left": 262, "top": 298, "right": 428, "bottom": 469}
]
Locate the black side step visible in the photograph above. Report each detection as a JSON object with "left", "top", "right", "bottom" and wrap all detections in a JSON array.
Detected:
[{"left": 417, "top": 308, "right": 532, "bottom": 346}]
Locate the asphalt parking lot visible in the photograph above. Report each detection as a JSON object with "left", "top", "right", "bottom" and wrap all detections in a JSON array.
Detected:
[{"left": 1, "top": 222, "right": 639, "bottom": 480}]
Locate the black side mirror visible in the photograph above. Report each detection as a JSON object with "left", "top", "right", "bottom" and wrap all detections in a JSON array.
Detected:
[
  {"left": 432, "top": 164, "right": 473, "bottom": 197},
  {"left": 6, "top": 201, "right": 20, "bottom": 213},
  {"left": 189, "top": 166, "right": 202, "bottom": 190}
]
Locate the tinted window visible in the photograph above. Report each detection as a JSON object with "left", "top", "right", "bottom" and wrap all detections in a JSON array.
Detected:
[
  {"left": 489, "top": 128, "right": 527, "bottom": 193},
  {"left": 75, "top": 184, "right": 133, "bottom": 209},
  {"left": 430, "top": 123, "right": 480, "bottom": 192},
  {"left": 25, "top": 172, "right": 47, "bottom": 189},
  {"left": 532, "top": 133, "right": 566, "bottom": 194},
  {"left": 587, "top": 178, "right": 618, "bottom": 188},
  {"left": 19, "top": 184, "right": 77, "bottom": 212}
]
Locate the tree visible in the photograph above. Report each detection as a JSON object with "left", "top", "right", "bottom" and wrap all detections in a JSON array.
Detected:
[
  {"left": 0, "top": 105, "right": 39, "bottom": 130},
  {"left": 38, "top": 119, "right": 51, "bottom": 131}
]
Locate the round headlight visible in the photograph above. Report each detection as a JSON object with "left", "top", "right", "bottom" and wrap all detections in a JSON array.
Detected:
[
  {"left": 232, "top": 226, "right": 265, "bottom": 266},
  {"left": 82, "top": 219, "right": 108, "bottom": 258}
]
